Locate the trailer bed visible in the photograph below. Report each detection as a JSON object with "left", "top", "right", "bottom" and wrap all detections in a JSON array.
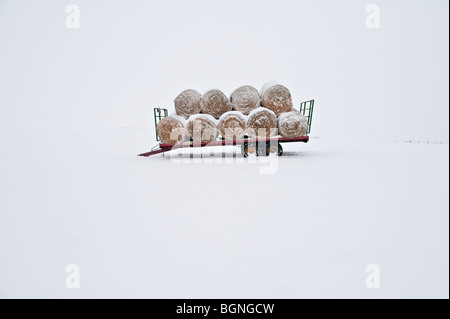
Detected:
[{"left": 138, "top": 136, "right": 309, "bottom": 157}]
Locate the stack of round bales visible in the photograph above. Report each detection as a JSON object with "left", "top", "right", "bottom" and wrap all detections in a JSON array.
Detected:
[{"left": 160, "top": 83, "right": 307, "bottom": 145}]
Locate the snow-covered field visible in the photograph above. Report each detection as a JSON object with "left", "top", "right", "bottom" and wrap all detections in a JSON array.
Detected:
[
  {"left": 0, "top": 0, "right": 448, "bottom": 299},
  {"left": 0, "top": 129, "right": 447, "bottom": 298}
]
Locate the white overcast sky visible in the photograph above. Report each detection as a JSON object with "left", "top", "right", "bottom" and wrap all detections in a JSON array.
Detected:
[{"left": 0, "top": 0, "right": 448, "bottom": 142}]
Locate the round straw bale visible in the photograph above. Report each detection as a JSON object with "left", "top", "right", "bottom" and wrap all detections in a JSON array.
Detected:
[
  {"left": 187, "top": 114, "right": 218, "bottom": 143},
  {"left": 230, "top": 85, "right": 260, "bottom": 115},
  {"left": 261, "top": 84, "right": 293, "bottom": 116},
  {"left": 200, "top": 89, "right": 232, "bottom": 119},
  {"left": 260, "top": 80, "right": 280, "bottom": 97},
  {"left": 278, "top": 111, "right": 308, "bottom": 138},
  {"left": 156, "top": 115, "right": 186, "bottom": 144},
  {"left": 174, "top": 89, "right": 202, "bottom": 119},
  {"left": 218, "top": 111, "right": 247, "bottom": 140},
  {"left": 247, "top": 108, "right": 277, "bottom": 138}
]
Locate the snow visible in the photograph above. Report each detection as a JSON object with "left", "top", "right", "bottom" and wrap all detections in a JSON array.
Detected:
[
  {"left": 247, "top": 107, "right": 277, "bottom": 138},
  {"left": 167, "top": 113, "right": 188, "bottom": 126},
  {"left": 218, "top": 111, "right": 248, "bottom": 124},
  {"left": 218, "top": 111, "right": 247, "bottom": 139},
  {"left": 0, "top": 130, "right": 447, "bottom": 299},
  {"left": 230, "top": 86, "right": 261, "bottom": 115},
  {"left": 248, "top": 106, "right": 276, "bottom": 119},
  {"left": 187, "top": 114, "right": 219, "bottom": 142},
  {"left": 278, "top": 111, "right": 308, "bottom": 137},
  {"left": 187, "top": 113, "right": 218, "bottom": 125},
  {"left": 174, "top": 89, "right": 202, "bottom": 119},
  {"left": 200, "top": 90, "right": 232, "bottom": 119},
  {"left": 260, "top": 81, "right": 280, "bottom": 97},
  {"left": 0, "top": 0, "right": 448, "bottom": 300},
  {"left": 158, "top": 114, "right": 189, "bottom": 143}
]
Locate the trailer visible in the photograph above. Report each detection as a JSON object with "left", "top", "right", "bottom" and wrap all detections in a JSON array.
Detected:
[{"left": 138, "top": 99, "right": 314, "bottom": 158}]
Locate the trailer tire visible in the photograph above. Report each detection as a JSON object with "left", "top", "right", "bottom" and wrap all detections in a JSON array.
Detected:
[
  {"left": 266, "top": 143, "right": 283, "bottom": 156},
  {"left": 278, "top": 144, "right": 283, "bottom": 156},
  {"left": 242, "top": 143, "right": 257, "bottom": 158},
  {"left": 241, "top": 143, "right": 247, "bottom": 157}
]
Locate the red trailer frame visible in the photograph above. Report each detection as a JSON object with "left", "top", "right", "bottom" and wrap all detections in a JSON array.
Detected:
[
  {"left": 138, "top": 100, "right": 314, "bottom": 157},
  {"left": 138, "top": 136, "right": 309, "bottom": 157}
]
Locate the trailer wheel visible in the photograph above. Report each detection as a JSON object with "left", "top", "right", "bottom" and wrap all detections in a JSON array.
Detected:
[
  {"left": 266, "top": 143, "right": 283, "bottom": 156},
  {"left": 241, "top": 144, "right": 247, "bottom": 157},
  {"left": 242, "top": 143, "right": 257, "bottom": 158}
]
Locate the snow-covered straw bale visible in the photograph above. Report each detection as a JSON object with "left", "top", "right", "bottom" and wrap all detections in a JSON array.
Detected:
[
  {"left": 278, "top": 111, "right": 308, "bottom": 138},
  {"left": 260, "top": 80, "right": 279, "bottom": 97},
  {"left": 230, "top": 85, "right": 261, "bottom": 115},
  {"left": 156, "top": 115, "right": 187, "bottom": 144},
  {"left": 261, "top": 83, "right": 293, "bottom": 116},
  {"left": 246, "top": 108, "right": 277, "bottom": 138},
  {"left": 174, "top": 89, "right": 202, "bottom": 119},
  {"left": 218, "top": 111, "right": 247, "bottom": 140},
  {"left": 186, "top": 114, "right": 218, "bottom": 143},
  {"left": 200, "top": 89, "right": 232, "bottom": 119}
]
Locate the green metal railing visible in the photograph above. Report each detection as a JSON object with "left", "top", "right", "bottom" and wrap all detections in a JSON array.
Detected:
[
  {"left": 299, "top": 99, "right": 314, "bottom": 135},
  {"left": 153, "top": 108, "right": 168, "bottom": 141}
]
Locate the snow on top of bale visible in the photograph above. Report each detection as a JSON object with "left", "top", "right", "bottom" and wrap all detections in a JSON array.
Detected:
[
  {"left": 168, "top": 113, "right": 188, "bottom": 125},
  {"left": 230, "top": 85, "right": 261, "bottom": 115},
  {"left": 248, "top": 106, "right": 276, "bottom": 119},
  {"left": 186, "top": 113, "right": 218, "bottom": 142},
  {"left": 261, "top": 84, "right": 293, "bottom": 116},
  {"left": 200, "top": 89, "right": 232, "bottom": 119},
  {"left": 218, "top": 111, "right": 247, "bottom": 140},
  {"left": 218, "top": 110, "right": 248, "bottom": 123},
  {"left": 278, "top": 111, "right": 308, "bottom": 138},
  {"left": 260, "top": 81, "right": 280, "bottom": 97},
  {"left": 247, "top": 107, "right": 277, "bottom": 138},
  {"left": 187, "top": 113, "right": 218, "bottom": 125},
  {"left": 157, "top": 115, "right": 187, "bottom": 144},
  {"left": 174, "top": 89, "right": 202, "bottom": 119}
]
